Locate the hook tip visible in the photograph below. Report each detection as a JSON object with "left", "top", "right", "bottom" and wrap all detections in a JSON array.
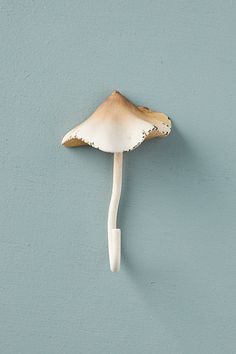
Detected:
[{"left": 109, "top": 229, "right": 121, "bottom": 273}]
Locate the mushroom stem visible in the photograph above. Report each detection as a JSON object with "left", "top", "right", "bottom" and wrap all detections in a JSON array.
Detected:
[{"left": 108, "top": 152, "right": 123, "bottom": 272}]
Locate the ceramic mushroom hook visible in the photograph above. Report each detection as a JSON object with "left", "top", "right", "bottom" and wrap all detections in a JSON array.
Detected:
[{"left": 62, "top": 91, "right": 171, "bottom": 272}]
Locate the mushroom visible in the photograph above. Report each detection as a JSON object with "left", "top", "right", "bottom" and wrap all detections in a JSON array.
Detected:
[{"left": 62, "top": 91, "right": 171, "bottom": 272}]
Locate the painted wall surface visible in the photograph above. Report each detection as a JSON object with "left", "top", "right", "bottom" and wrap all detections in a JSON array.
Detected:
[{"left": 1, "top": 1, "right": 236, "bottom": 353}]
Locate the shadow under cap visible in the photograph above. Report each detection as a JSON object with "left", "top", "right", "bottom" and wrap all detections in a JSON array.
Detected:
[{"left": 61, "top": 91, "right": 172, "bottom": 153}]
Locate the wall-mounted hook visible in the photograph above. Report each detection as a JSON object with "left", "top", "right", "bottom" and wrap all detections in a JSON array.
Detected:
[{"left": 62, "top": 91, "right": 171, "bottom": 272}]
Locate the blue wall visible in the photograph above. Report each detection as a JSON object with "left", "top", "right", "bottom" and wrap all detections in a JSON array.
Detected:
[{"left": 1, "top": 1, "right": 236, "bottom": 353}]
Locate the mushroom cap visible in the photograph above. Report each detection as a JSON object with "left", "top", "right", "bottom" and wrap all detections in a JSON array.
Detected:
[{"left": 62, "top": 91, "right": 171, "bottom": 153}]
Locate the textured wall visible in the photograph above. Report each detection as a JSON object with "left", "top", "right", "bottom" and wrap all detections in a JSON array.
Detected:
[{"left": 1, "top": 1, "right": 236, "bottom": 353}]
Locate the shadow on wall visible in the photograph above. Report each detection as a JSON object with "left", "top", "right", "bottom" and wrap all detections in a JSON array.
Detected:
[
  {"left": 119, "top": 123, "right": 204, "bottom": 245},
  {"left": 120, "top": 123, "right": 202, "bottom": 271}
]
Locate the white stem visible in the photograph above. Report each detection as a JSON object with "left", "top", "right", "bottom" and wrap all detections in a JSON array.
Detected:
[{"left": 108, "top": 152, "right": 123, "bottom": 272}]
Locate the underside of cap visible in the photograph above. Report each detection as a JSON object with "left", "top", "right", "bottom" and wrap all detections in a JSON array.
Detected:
[{"left": 62, "top": 91, "right": 171, "bottom": 153}]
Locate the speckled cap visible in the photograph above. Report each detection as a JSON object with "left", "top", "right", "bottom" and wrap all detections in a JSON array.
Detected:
[{"left": 62, "top": 91, "right": 171, "bottom": 153}]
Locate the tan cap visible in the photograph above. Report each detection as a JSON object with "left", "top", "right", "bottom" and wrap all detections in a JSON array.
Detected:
[{"left": 62, "top": 91, "right": 171, "bottom": 153}]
